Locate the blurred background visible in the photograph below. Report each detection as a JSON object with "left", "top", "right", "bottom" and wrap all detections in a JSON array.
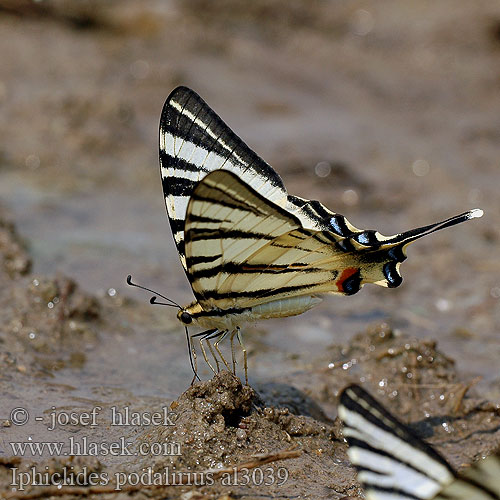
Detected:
[{"left": 0, "top": 0, "right": 499, "bottom": 402}]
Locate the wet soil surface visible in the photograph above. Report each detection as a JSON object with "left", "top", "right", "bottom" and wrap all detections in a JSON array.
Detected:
[{"left": 0, "top": 1, "right": 499, "bottom": 498}]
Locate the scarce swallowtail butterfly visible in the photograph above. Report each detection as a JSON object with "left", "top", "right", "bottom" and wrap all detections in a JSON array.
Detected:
[
  {"left": 339, "top": 384, "right": 500, "bottom": 499},
  {"left": 143, "top": 85, "right": 482, "bottom": 382}
]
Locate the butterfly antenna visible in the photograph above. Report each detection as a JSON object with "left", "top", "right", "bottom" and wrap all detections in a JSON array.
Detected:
[
  {"left": 150, "top": 296, "right": 178, "bottom": 308},
  {"left": 186, "top": 326, "right": 200, "bottom": 382},
  {"left": 126, "top": 275, "right": 181, "bottom": 309}
]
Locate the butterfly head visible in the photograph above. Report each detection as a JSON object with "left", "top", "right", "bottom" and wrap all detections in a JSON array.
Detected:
[
  {"left": 177, "top": 301, "right": 209, "bottom": 327},
  {"left": 178, "top": 310, "right": 193, "bottom": 325},
  {"left": 177, "top": 301, "right": 202, "bottom": 325}
]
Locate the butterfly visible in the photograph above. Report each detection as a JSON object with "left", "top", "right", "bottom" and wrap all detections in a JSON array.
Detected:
[
  {"left": 130, "top": 85, "right": 482, "bottom": 383},
  {"left": 339, "top": 384, "right": 500, "bottom": 499}
]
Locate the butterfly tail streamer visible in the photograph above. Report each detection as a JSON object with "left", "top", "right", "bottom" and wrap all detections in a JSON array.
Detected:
[
  {"left": 386, "top": 208, "right": 483, "bottom": 247},
  {"left": 342, "top": 208, "right": 484, "bottom": 292}
]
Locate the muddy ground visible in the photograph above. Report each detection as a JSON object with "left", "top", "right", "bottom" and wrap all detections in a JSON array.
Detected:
[{"left": 0, "top": 1, "right": 499, "bottom": 499}]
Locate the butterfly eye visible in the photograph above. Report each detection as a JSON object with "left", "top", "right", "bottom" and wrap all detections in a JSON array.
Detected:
[{"left": 179, "top": 311, "right": 193, "bottom": 324}]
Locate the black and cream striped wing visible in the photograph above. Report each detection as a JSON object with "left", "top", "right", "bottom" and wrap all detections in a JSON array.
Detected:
[
  {"left": 159, "top": 86, "right": 367, "bottom": 271},
  {"left": 183, "top": 170, "right": 477, "bottom": 311},
  {"left": 339, "top": 385, "right": 500, "bottom": 500},
  {"left": 159, "top": 86, "right": 288, "bottom": 270}
]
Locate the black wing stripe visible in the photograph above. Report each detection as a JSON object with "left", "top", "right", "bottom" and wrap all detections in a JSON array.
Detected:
[
  {"left": 187, "top": 229, "right": 276, "bottom": 242},
  {"left": 196, "top": 281, "right": 336, "bottom": 301},
  {"left": 341, "top": 385, "right": 454, "bottom": 473},
  {"left": 188, "top": 262, "right": 320, "bottom": 280}
]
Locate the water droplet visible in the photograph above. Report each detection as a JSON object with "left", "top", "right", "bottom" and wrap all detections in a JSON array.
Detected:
[
  {"left": 439, "top": 394, "right": 445, "bottom": 401},
  {"left": 107, "top": 288, "right": 117, "bottom": 297},
  {"left": 47, "top": 302, "right": 54, "bottom": 309},
  {"left": 351, "top": 9, "right": 374, "bottom": 36},
  {"left": 412, "top": 159, "right": 430, "bottom": 177},
  {"left": 378, "top": 379, "right": 386, "bottom": 387},
  {"left": 314, "top": 161, "right": 332, "bottom": 178},
  {"left": 436, "top": 298, "right": 451, "bottom": 312},
  {"left": 29, "top": 332, "right": 36, "bottom": 339},
  {"left": 341, "top": 189, "right": 359, "bottom": 206},
  {"left": 328, "top": 362, "right": 335, "bottom": 369},
  {"left": 32, "top": 279, "right": 39, "bottom": 286}
]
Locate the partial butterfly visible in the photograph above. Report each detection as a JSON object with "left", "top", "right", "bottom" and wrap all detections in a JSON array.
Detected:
[{"left": 339, "top": 384, "right": 500, "bottom": 499}]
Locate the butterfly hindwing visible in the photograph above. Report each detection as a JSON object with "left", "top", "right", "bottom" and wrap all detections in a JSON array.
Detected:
[
  {"left": 339, "top": 385, "right": 500, "bottom": 500},
  {"left": 184, "top": 170, "right": 480, "bottom": 311}
]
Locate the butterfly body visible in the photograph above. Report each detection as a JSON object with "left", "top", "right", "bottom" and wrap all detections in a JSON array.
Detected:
[{"left": 178, "top": 294, "right": 323, "bottom": 330}]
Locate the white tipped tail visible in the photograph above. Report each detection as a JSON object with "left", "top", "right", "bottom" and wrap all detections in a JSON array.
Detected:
[{"left": 468, "top": 208, "right": 484, "bottom": 219}]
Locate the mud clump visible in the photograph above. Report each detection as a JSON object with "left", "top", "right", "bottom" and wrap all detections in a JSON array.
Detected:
[
  {"left": 0, "top": 218, "right": 31, "bottom": 279},
  {"left": 137, "top": 371, "right": 345, "bottom": 498},
  {"left": 142, "top": 371, "right": 334, "bottom": 471}
]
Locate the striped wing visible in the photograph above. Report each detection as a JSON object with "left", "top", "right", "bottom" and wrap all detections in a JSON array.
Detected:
[
  {"left": 183, "top": 170, "right": 479, "bottom": 311},
  {"left": 159, "top": 86, "right": 371, "bottom": 271},
  {"left": 339, "top": 385, "right": 500, "bottom": 500},
  {"left": 160, "top": 86, "right": 288, "bottom": 270}
]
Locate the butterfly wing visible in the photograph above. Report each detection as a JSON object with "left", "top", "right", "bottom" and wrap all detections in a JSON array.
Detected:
[
  {"left": 434, "top": 454, "right": 500, "bottom": 500},
  {"left": 339, "top": 384, "right": 456, "bottom": 500},
  {"left": 339, "top": 385, "right": 500, "bottom": 500},
  {"left": 184, "top": 169, "right": 480, "bottom": 311},
  {"left": 159, "top": 86, "right": 288, "bottom": 270}
]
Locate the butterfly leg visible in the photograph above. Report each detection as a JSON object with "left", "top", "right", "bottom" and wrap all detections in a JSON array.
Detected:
[
  {"left": 234, "top": 327, "right": 248, "bottom": 385},
  {"left": 213, "top": 330, "right": 231, "bottom": 371},
  {"left": 205, "top": 336, "right": 220, "bottom": 373},
  {"left": 189, "top": 334, "right": 199, "bottom": 385},
  {"left": 204, "top": 328, "right": 227, "bottom": 373},
  {"left": 191, "top": 328, "right": 218, "bottom": 375},
  {"left": 229, "top": 329, "right": 238, "bottom": 375}
]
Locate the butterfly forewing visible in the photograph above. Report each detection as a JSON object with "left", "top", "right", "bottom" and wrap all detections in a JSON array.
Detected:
[
  {"left": 339, "top": 385, "right": 500, "bottom": 500},
  {"left": 159, "top": 86, "right": 289, "bottom": 270}
]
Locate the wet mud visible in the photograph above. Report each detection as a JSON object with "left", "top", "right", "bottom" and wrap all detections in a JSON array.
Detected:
[{"left": 1, "top": 1, "right": 499, "bottom": 499}]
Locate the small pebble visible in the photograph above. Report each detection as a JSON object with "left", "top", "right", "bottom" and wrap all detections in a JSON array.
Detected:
[{"left": 236, "top": 428, "right": 246, "bottom": 440}]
